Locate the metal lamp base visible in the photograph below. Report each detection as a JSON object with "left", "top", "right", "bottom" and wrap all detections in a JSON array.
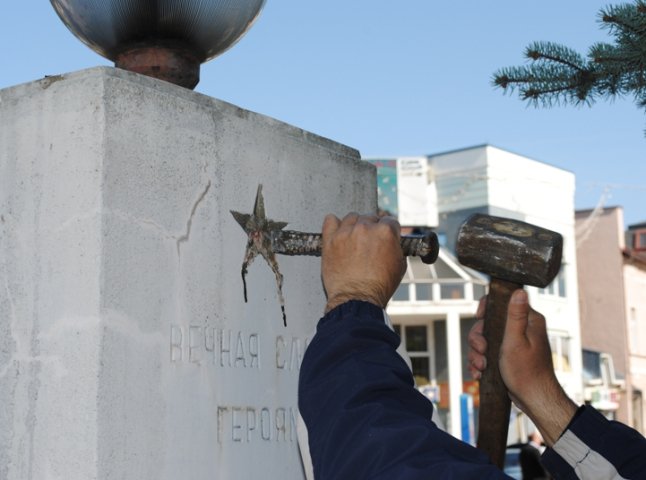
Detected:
[{"left": 115, "top": 44, "right": 201, "bottom": 89}]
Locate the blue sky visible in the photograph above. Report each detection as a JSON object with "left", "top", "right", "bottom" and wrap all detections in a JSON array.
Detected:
[{"left": 2, "top": 1, "right": 644, "bottom": 226}]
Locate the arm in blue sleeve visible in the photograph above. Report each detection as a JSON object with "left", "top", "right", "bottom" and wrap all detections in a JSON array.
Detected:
[
  {"left": 541, "top": 405, "right": 646, "bottom": 480},
  {"left": 298, "top": 300, "right": 510, "bottom": 480}
]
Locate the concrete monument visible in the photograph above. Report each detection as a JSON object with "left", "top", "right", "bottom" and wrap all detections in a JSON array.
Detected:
[{"left": 0, "top": 1, "right": 376, "bottom": 478}]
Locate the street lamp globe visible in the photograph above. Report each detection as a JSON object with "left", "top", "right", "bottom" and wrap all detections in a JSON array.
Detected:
[{"left": 50, "top": 0, "right": 266, "bottom": 88}]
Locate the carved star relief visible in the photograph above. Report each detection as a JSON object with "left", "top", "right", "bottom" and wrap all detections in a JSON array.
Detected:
[{"left": 230, "top": 184, "right": 289, "bottom": 326}]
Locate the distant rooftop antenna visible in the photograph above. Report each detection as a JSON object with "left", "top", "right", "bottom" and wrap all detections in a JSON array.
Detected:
[{"left": 50, "top": 0, "right": 266, "bottom": 89}]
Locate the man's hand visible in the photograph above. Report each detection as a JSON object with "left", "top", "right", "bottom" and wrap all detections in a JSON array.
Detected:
[
  {"left": 321, "top": 213, "right": 406, "bottom": 313},
  {"left": 467, "top": 290, "right": 577, "bottom": 446}
]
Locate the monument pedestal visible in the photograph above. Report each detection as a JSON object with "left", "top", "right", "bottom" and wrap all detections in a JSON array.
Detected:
[{"left": 0, "top": 67, "right": 375, "bottom": 479}]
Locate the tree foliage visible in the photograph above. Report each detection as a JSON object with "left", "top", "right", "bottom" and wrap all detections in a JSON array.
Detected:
[{"left": 493, "top": 1, "right": 646, "bottom": 117}]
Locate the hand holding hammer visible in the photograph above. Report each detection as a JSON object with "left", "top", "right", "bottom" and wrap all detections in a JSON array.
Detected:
[{"left": 456, "top": 214, "right": 562, "bottom": 468}]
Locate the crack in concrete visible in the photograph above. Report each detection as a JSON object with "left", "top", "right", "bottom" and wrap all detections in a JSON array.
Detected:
[{"left": 176, "top": 180, "right": 212, "bottom": 257}]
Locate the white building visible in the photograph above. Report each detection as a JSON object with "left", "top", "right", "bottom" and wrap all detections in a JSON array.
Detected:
[{"left": 368, "top": 145, "right": 583, "bottom": 442}]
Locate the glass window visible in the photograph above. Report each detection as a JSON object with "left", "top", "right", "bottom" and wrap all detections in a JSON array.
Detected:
[
  {"left": 405, "top": 326, "right": 428, "bottom": 351},
  {"left": 558, "top": 269, "right": 567, "bottom": 297},
  {"left": 560, "top": 337, "right": 572, "bottom": 371},
  {"left": 549, "top": 335, "right": 572, "bottom": 372},
  {"left": 473, "top": 284, "right": 486, "bottom": 301},
  {"left": 639, "top": 231, "right": 646, "bottom": 248},
  {"left": 415, "top": 284, "right": 433, "bottom": 301},
  {"left": 397, "top": 324, "right": 433, "bottom": 387},
  {"left": 393, "top": 283, "right": 410, "bottom": 302},
  {"left": 539, "top": 268, "right": 566, "bottom": 298},
  {"left": 411, "top": 357, "right": 430, "bottom": 385},
  {"left": 440, "top": 283, "right": 464, "bottom": 299},
  {"left": 582, "top": 349, "right": 602, "bottom": 383}
]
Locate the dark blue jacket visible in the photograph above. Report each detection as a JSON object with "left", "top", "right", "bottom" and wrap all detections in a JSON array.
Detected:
[{"left": 298, "top": 301, "right": 646, "bottom": 479}]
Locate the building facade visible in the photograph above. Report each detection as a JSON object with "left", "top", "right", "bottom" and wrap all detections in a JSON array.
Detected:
[
  {"left": 368, "top": 145, "right": 584, "bottom": 442},
  {"left": 576, "top": 207, "right": 646, "bottom": 433}
]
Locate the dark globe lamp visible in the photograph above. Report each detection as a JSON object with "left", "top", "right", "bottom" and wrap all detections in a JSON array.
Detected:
[{"left": 50, "top": 0, "right": 266, "bottom": 89}]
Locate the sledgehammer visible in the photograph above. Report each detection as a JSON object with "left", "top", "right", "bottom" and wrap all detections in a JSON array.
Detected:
[{"left": 456, "top": 214, "right": 562, "bottom": 468}]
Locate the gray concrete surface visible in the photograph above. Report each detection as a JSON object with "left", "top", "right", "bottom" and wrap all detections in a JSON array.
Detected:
[{"left": 0, "top": 67, "right": 375, "bottom": 479}]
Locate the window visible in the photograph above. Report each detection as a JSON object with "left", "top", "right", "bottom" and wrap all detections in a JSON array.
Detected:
[
  {"left": 389, "top": 256, "right": 487, "bottom": 303},
  {"left": 549, "top": 334, "right": 572, "bottom": 372},
  {"left": 393, "top": 283, "right": 410, "bottom": 301},
  {"left": 394, "top": 324, "right": 432, "bottom": 386},
  {"left": 539, "top": 267, "right": 566, "bottom": 298},
  {"left": 473, "top": 284, "right": 486, "bottom": 301},
  {"left": 636, "top": 230, "right": 646, "bottom": 250},
  {"left": 406, "top": 326, "right": 428, "bottom": 351},
  {"left": 415, "top": 284, "right": 433, "bottom": 301},
  {"left": 582, "top": 349, "right": 602, "bottom": 384},
  {"left": 406, "top": 325, "right": 431, "bottom": 387},
  {"left": 440, "top": 283, "right": 464, "bottom": 299}
]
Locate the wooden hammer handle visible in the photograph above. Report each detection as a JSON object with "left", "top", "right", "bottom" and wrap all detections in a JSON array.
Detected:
[{"left": 476, "top": 278, "right": 521, "bottom": 468}]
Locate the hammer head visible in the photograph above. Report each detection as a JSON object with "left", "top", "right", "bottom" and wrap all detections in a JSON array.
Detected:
[{"left": 456, "top": 214, "right": 562, "bottom": 288}]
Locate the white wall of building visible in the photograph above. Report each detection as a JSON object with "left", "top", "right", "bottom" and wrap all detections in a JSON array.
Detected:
[
  {"left": 383, "top": 144, "right": 584, "bottom": 441},
  {"left": 431, "top": 146, "right": 582, "bottom": 398},
  {"left": 624, "top": 260, "right": 646, "bottom": 432}
]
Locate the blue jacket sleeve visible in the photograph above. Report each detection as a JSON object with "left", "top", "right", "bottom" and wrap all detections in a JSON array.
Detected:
[
  {"left": 298, "top": 300, "right": 511, "bottom": 480},
  {"left": 541, "top": 405, "right": 646, "bottom": 479}
]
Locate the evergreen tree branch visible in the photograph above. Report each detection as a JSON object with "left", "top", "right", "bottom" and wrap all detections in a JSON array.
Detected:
[
  {"left": 525, "top": 42, "right": 587, "bottom": 71},
  {"left": 493, "top": 0, "right": 646, "bottom": 136}
]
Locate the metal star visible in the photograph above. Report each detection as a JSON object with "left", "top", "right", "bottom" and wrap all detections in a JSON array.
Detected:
[{"left": 230, "top": 184, "right": 289, "bottom": 326}]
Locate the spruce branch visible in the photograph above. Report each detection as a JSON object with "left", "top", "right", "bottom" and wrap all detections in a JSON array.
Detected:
[{"left": 493, "top": 0, "right": 646, "bottom": 136}]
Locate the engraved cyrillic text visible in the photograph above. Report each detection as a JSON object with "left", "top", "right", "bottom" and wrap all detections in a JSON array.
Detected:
[
  {"left": 170, "top": 325, "right": 260, "bottom": 368},
  {"left": 216, "top": 406, "right": 299, "bottom": 444}
]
